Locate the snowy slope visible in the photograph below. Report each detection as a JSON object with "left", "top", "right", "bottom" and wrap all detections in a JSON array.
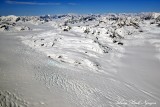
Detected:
[{"left": 0, "top": 13, "right": 160, "bottom": 107}]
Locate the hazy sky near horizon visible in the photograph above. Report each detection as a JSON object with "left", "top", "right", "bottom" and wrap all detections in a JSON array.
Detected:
[{"left": 0, "top": 0, "right": 160, "bottom": 15}]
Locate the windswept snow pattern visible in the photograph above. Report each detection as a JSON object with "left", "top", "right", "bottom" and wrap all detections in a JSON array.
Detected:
[
  {"left": 0, "top": 90, "right": 28, "bottom": 107},
  {"left": 0, "top": 12, "right": 160, "bottom": 107}
]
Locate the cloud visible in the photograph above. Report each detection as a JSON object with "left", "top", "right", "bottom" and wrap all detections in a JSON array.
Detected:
[{"left": 6, "top": 0, "right": 61, "bottom": 5}]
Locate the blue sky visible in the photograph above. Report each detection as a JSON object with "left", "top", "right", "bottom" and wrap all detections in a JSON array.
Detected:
[{"left": 0, "top": 0, "right": 160, "bottom": 16}]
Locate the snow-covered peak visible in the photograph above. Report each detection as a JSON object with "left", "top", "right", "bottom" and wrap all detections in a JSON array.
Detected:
[{"left": 0, "top": 15, "right": 18, "bottom": 22}]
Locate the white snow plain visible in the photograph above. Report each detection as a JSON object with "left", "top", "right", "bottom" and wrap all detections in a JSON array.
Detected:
[{"left": 0, "top": 13, "right": 160, "bottom": 107}]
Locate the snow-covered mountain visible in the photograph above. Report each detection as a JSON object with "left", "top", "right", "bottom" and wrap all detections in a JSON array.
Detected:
[{"left": 3, "top": 12, "right": 158, "bottom": 71}]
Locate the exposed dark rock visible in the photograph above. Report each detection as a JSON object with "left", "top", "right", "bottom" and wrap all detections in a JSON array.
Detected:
[
  {"left": 52, "top": 42, "right": 55, "bottom": 46},
  {"left": 118, "top": 42, "right": 123, "bottom": 45},
  {"left": 156, "top": 15, "right": 160, "bottom": 22},
  {"left": 63, "top": 29, "right": 68, "bottom": 31},
  {"left": 150, "top": 22, "right": 155, "bottom": 24},
  {"left": 139, "top": 30, "right": 143, "bottom": 32},
  {"left": 12, "top": 23, "right": 16, "bottom": 26},
  {"left": 58, "top": 56, "right": 62, "bottom": 58},
  {"left": 103, "top": 50, "right": 108, "bottom": 53},
  {"left": 0, "top": 25, "right": 9, "bottom": 30},
  {"left": 16, "top": 17, "right": 21, "bottom": 22},
  {"left": 60, "top": 60, "right": 65, "bottom": 63},
  {"left": 110, "top": 34, "right": 116, "bottom": 38},
  {"left": 84, "top": 29, "right": 90, "bottom": 34},
  {"left": 113, "top": 40, "right": 118, "bottom": 43},
  {"left": 132, "top": 22, "right": 139, "bottom": 29}
]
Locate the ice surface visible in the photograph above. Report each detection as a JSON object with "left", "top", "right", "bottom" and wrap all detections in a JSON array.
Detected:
[{"left": 0, "top": 13, "right": 160, "bottom": 107}]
